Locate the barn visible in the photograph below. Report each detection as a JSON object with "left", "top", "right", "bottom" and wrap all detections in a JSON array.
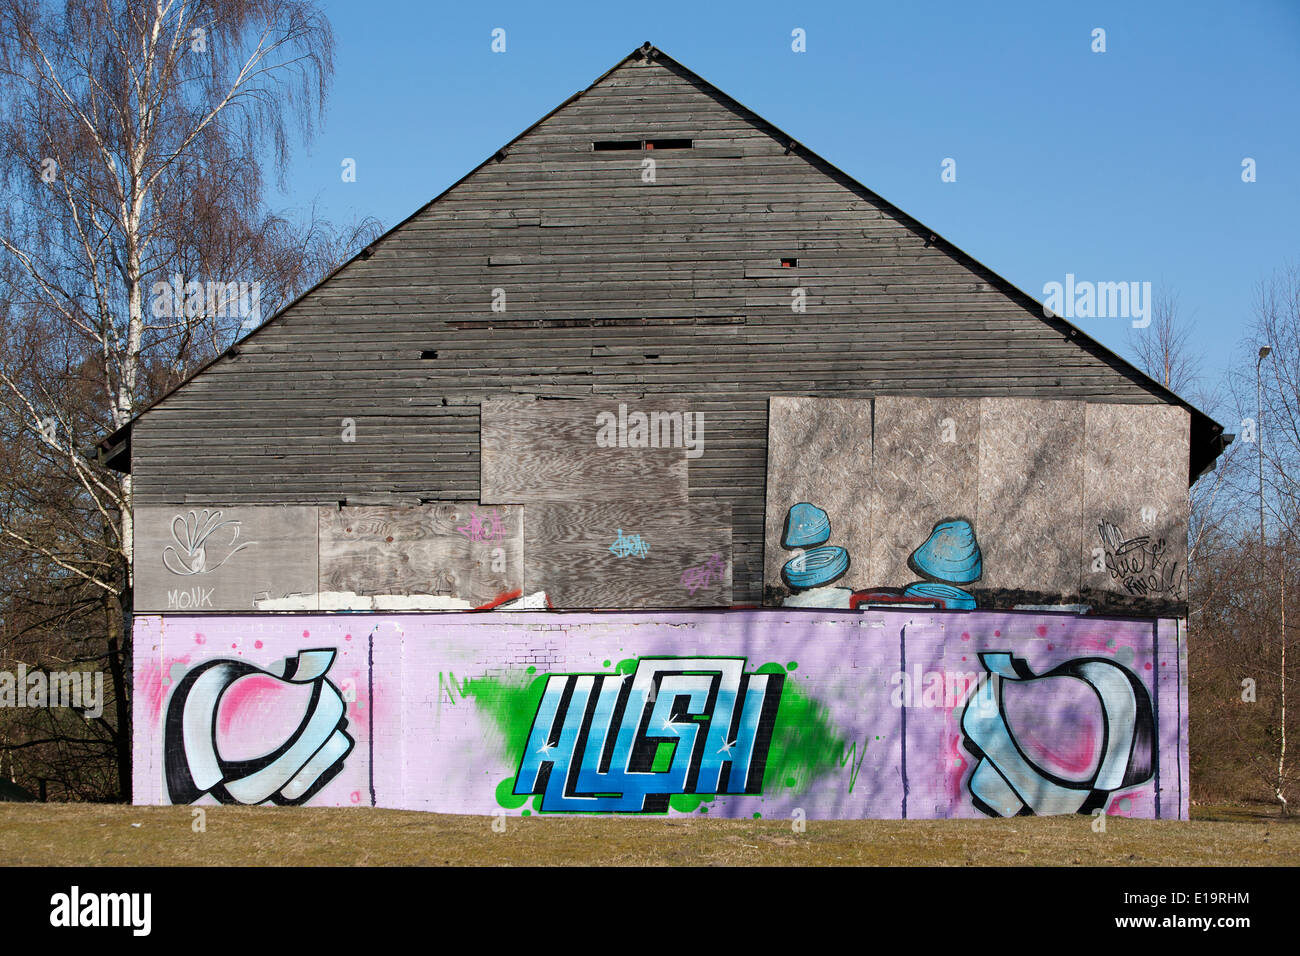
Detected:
[{"left": 107, "top": 43, "right": 1226, "bottom": 820}]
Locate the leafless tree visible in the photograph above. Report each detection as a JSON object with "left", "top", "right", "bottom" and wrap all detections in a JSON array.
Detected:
[
  {"left": 1128, "top": 289, "right": 1215, "bottom": 408},
  {"left": 1211, "top": 261, "right": 1300, "bottom": 814},
  {"left": 0, "top": 0, "right": 377, "bottom": 799},
  {"left": 1124, "top": 278, "right": 1300, "bottom": 813}
]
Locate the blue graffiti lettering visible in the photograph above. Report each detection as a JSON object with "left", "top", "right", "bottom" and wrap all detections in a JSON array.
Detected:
[{"left": 514, "top": 658, "right": 783, "bottom": 812}]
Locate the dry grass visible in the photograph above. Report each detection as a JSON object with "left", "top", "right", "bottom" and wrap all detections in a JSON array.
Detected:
[{"left": 0, "top": 803, "right": 1294, "bottom": 866}]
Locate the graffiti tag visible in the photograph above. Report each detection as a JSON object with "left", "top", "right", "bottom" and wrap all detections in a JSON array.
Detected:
[
  {"left": 1098, "top": 521, "right": 1182, "bottom": 597},
  {"left": 608, "top": 528, "right": 650, "bottom": 559},
  {"left": 456, "top": 505, "right": 507, "bottom": 542},
  {"left": 162, "top": 509, "right": 254, "bottom": 575},
  {"left": 514, "top": 657, "right": 782, "bottom": 812},
  {"left": 680, "top": 553, "right": 726, "bottom": 594}
]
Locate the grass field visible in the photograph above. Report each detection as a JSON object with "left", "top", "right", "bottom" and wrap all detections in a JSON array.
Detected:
[{"left": 0, "top": 803, "right": 1295, "bottom": 866}]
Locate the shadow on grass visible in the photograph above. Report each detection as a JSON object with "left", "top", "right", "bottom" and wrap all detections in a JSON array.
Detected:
[{"left": 1191, "top": 802, "right": 1296, "bottom": 823}]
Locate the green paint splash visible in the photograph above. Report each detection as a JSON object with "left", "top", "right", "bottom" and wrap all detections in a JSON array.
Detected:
[
  {"left": 760, "top": 663, "right": 851, "bottom": 795},
  {"left": 462, "top": 659, "right": 852, "bottom": 810},
  {"left": 669, "top": 793, "right": 704, "bottom": 813},
  {"left": 495, "top": 776, "right": 528, "bottom": 809},
  {"left": 458, "top": 672, "right": 550, "bottom": 766}
]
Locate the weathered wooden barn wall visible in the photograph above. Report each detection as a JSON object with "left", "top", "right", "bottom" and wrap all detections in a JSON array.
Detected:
[
  {"left": 317, "top": 504, "right": 524, "bottom": 610},
  {"left": 523, "top": 501, "right": 731, "bottom": 608},
  {"left": 135, "top": 393, "right": 1186, "bottom": 614},
  {"left": 480, "top": 398, "right": 690, "bottom": 505},
  {"left": 484, "top": 398, "right": 731, "bottom": 607},
  {"left": 126, "top": 48, "right": 1209, "bottom": 607}
]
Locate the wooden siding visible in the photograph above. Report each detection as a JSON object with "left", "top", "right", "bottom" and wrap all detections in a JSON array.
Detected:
[{"left": 130, "top": 53, "right": 1186, "bottom": 605}]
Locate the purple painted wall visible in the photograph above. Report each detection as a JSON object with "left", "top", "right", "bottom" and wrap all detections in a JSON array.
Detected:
[{"left": 133, "top": 609, "right": 1188, "bottom": 819}]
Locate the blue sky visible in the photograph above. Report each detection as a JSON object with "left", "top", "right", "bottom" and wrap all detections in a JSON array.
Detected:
[{"left": 277, "top": 0, "right": 1300, "bottom": 424}]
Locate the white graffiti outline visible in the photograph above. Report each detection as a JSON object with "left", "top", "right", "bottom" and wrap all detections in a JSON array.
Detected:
[
  {"left": 164, "top": 648, "right": 354, "bottom": 805},
  {"left": 162, "top": 509, "right": 255, "bottom": 575},
  {"left": 960, "top": 652, "right": 1155, "bottom": 817}
]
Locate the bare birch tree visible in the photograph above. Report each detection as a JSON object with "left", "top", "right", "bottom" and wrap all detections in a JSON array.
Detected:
[
  {"left": 0, "top": 0, "right": 376, "bottom": 799},
  {"left": 1205, "top": 261, "right": 1300, "bottom": 814},
  {"left": 1128, "top": 289, "right": 1207, "bottom": 403}
]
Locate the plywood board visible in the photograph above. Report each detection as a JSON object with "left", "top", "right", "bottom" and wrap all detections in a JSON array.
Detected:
[
  {"left": 976, "top": 398, "right": 1083, "bottom": 602},
  {"left": 869, "top": 396, "right": 981, "bottom": 589},
  {"left": 480, "top": 399, "right": 691, "bottom": 505},
  {"left": 319, "top": 504, "right": 523, "bottom": 609},
  {"left": 525, "top": 501, "right": 731, "bottom": 608},
  {"left": 1081, "top": 403, "right": 1189, "bottom": 606},
  {"left": 763, "top": 397, "right": 873, "bottom": 603},
  {"left": 133, "top": 506, "right": 319, "bottom": 611}
]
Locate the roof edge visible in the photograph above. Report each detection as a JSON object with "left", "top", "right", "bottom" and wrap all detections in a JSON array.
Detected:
[{"left": 89, "top": 41, "right": 1227, "bottom": 484}]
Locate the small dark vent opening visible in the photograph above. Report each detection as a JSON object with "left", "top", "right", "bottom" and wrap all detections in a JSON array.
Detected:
[
  {"left": 420, "top": 350, "right": 438, "bottom": 360},
  {"left": 593, "top": 139, "right": 694, "bottom": 151},
  {"left": 781, "top": 257, "right": 799, "bottom": 268}
]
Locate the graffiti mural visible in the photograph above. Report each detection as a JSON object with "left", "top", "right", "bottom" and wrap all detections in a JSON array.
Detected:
[
  {"left": 163, "top": 648, "right": 354, "bottom": 805},
  {"left": 780, "top": 502, "right": 850, "bottom": 591},
  {"left": 514, "top": 658, "right": 782, "bottom": 812},
  {"left": 765, "top": 398, "right": 1192, "bottom": 612},
  {"left": 960, "top": 652, "right": 1154, "bottom": 817},
  {"left": 781, "top": 510, "right": 986, "bottom": 611},
  {"left": 133, "top": 610, "right": 1187, "bottom": 819}
]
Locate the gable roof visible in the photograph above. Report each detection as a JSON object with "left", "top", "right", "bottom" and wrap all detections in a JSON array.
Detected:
[{"left": 91, "top": 41, "right": 1228, "bottom": 482}]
